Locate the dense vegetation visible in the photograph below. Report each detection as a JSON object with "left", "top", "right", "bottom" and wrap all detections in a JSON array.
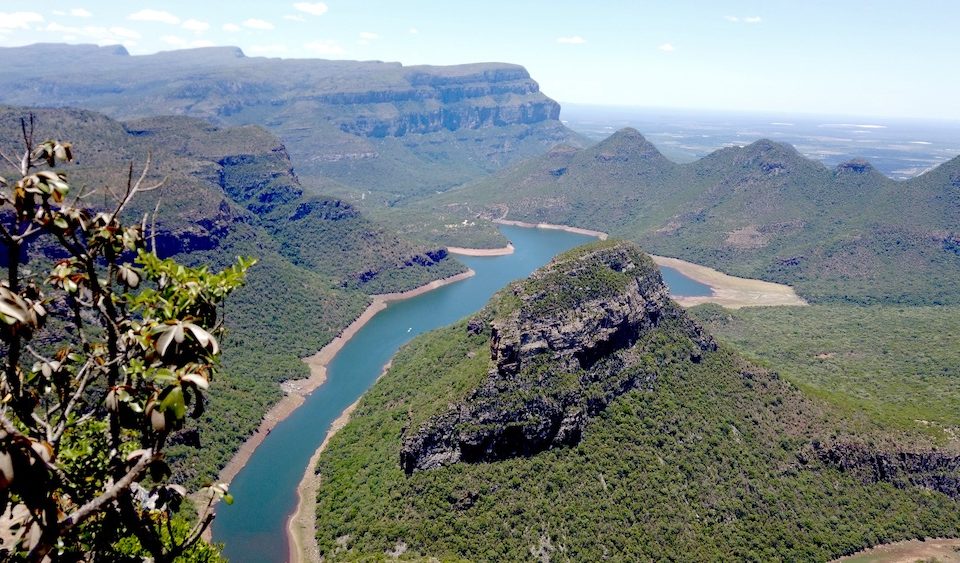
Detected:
[
  {"left": 0, "top": 107, "right": 465, "bottom": 488},
  {"left": 692, "top": 304, "right": 960, "bottom": 441},
  {"left": 314, "top": 320, "right": 960, "bottom": 560},
  {"left": 0, "top": 122, "right": 238, "bottom": 559},
  {"left": 411, "top": 129, "right": 960, "bottom": 305}
]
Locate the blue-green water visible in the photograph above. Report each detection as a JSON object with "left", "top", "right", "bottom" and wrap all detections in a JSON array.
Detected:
[
  {"left": 212, "top": 227, "right": 712, "bottom": 561},
  {"left": 660, "top": 266, "right": 713, "bottom": 297}
]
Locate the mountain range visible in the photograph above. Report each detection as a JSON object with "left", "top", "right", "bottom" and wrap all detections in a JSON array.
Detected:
[{"left": 428, "top": 128, "right": 960, "bottom": 304}]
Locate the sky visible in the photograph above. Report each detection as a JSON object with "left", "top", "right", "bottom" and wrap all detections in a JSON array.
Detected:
[{"left": 1, "top": 1, "right": 959, "bottom": 120}]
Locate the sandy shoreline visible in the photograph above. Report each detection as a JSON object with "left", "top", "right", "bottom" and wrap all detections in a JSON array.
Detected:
[
  {"left": 447, "top": 243, "right": 515, "bottom": 256},
  {"left": 650, "top": 254, "right": 807, "bottom": 309},
  {"left": 493, "top": 218, "right": 610, "bottom": 240},
  {"left": 286, "top": 358, "right": 394, "bottom": 563},
  {"left": 204, "top": 269, "right": 474, "bottom": 541},
  {"left": 492, "top": 219, "right": 805, "bottom": 309},
  {"left": 286, "top": 398, "right": 360, "bottom": 563}
]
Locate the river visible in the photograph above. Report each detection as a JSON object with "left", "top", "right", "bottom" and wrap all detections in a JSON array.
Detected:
[{"left": 212, "top": 225, "right": 710, "bottom": 561}]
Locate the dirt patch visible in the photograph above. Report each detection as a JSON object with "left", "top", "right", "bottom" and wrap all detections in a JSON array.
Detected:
[
  {"left": 725, "top": 225, "right": 768, "bottom": 249},
  {"left": 833, "top": 538, "right": 960, "bottom": 562}
]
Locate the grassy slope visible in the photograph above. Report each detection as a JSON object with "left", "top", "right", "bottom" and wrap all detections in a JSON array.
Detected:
[
  {"left": 691, "top": 304, "right": 960, "bottom": 442},
  {"left": 314, "top": 320, "right": 960, "bottom": 561},
  {"left": 412, "top": 129, "right": 960, "bottom": 305}
]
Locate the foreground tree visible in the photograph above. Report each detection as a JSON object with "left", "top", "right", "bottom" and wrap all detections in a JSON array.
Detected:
[{"left": 0, "top": 116, "right": 252, "bottom": 560}]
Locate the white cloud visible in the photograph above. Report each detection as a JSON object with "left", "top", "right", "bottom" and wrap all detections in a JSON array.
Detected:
[
  {"left": 71, "top": 8, "right": 92, "bottom": 18},
  {"left": 248, "top": 44, "right": 289, "bottom": 55},
  {"left": 128, "top": 9, "right": 180, "bottom": 25},
  {"left": 304, "top": 39, "right": 344, "bottom": 55},
  {"left": 243, "top": 18, "right": 274, "bottom": 30},
  {"left": 283, "top": 15, "right": 307, "bottom": 22},
  {"left": 725, "top": 15, "right": 762, "bottom": 24},
  {"left": 557, "top": 35, "right": 586, "bottom": 45},
  {"left": 293, "top": 2, "right": 329, "bottom": 16},
  {"left": 162, "top": 35, "right": 188, "bottom": 47},
  {"left": 359, "top": 31, "right": 379, "bottom": 40},
  {"left": 53, "top": 10, "right": 67, "bottom": 16},
  {"left": 408, "top": 27, "right": 419, "bottom": 34},
  {"left": 222, "top": 23, "right": 241, "bottom": 32},
  {"left": 109, "top": 26, "right": 141, "bottom": 39},
  {"left": 657, "top": 43, "right": 675, "bottom": 52},
  {"left": 43, "top": 22, "right": 139, "bottom": 45},
  {"left": 181, "top": 19, "right": 209, "bottom": 33},
  {"left": 0, "top": 12, "right": 44, "bottom": 29}
]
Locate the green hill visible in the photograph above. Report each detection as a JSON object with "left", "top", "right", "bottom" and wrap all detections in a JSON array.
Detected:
[
  {"left": 312, "top": 241, "right": 960, "bottom": 560},
  {"left": 0, "top": 106, "right": 464, "bottom": 485},
  {"left": 423, "top": 128, "right": 960, "bottom": 304}
]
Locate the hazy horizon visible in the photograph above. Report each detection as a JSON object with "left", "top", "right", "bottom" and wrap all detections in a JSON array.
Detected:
[{"left": 2, "top": 1, "right": 959, "bottom": 121}]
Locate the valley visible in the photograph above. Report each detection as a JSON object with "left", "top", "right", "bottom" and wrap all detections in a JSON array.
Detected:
[{"left": 1, "top": 27, "right": 958, "bottom": 562}]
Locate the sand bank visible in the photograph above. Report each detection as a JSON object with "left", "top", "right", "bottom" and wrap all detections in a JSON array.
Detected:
[
  {"left": 447, "top": 243, "right": 515, "bottom": 256},
  {"left": 492, "top": 219, "right": 804, "bottom": 309},
  {"left": 650, "top": 254, "right": 807, "bottom": 309},
  {"left": 287, "top": 357, "right": 395, "bottom": 563},
  {"left": 286, "top": 398, "right": 359, "bottom": 563},
  {"left": 493, "top": 218, "right": 609, "bottom": 240}
]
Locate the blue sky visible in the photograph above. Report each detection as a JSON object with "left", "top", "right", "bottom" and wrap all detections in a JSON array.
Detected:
[{"left": 1, "top": 1, "right": 958, "bottom": 120}]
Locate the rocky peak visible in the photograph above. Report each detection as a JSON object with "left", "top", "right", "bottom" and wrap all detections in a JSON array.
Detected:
[
  {"left": 592, "top": 127, "right": 669, "bottom": 163},
  {"left": 400, "top": 241, "right": 716, "bottom": 473},
  {"left": 834, "top": 158, "right": 877, "bottom": 176}
]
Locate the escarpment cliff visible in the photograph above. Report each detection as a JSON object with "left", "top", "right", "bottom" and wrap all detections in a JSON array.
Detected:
[
  {"left": 812, "top": 442, "right": 960, "bottom": 500},
  {"left": 0, "top": 44, "right": 583, "bottom": 199},
  {"left": 400, "top": 240, "right": 716, "bottom": 473}
]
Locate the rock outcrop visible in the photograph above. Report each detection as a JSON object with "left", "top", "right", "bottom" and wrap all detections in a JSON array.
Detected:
[
  {"left": 400, "top": 241, "right": 716, "bottom": 473},
  {"left": 811, "top": 442, "right": 960, "bottom": 499}
]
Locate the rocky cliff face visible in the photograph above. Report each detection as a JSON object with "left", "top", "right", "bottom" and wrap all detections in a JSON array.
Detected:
[
  {"left": 0, "top": 44, "right": 583, "bottom": 199},
  {"left": 811, "top": 442, "right": 960, "bottom": 499},
  {"left": 400, "top": 241, "right": 716, "bottom": 473}
]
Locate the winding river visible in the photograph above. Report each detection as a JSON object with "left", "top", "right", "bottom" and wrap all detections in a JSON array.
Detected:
[{"left": 212, "top": 225, "right": 710, "bottom": 561}]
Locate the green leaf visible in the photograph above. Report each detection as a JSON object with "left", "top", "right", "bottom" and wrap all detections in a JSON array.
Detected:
[{"left": 158, "top": 386, "right": 186, "bottom": 421}]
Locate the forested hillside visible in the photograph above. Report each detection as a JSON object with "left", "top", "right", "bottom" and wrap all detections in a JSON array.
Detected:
[
  {"left": 0, "top": 106, "right": 464, "bottom": 485},
  {"left": 423, "top": 128, "right": 960, "bottom": 304},
  {"left": 312, "top": 241, "right": 960, "bottom": 560}
]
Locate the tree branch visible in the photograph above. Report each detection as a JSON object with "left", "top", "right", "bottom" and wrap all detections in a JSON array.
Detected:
[{"left": 58, "top": 449, "right": 156, "bottom": 534}]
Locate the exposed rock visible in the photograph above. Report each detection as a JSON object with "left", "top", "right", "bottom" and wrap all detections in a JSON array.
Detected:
[
  {"left": 400, "top": 241, "right": 716, "bottom": 473},
  {"left": 812, "top": 442, "right": 960, "bottom": 499},
  {"left": 835, "top": 158, "right": 875, "bottom": 175}
]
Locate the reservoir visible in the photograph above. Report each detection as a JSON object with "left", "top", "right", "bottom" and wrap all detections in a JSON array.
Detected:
[{"left": 212, "top": 226, "right": 712, "bottom": 561}]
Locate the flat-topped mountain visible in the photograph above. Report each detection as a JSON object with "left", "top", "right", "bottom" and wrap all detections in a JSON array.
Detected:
[
  {"left": 431, "top": 128, "right": 960, "bottom": 304},
  {"left": 401, "top": 242, "right": 715, "bottom": 472},
  {"left": 312, "top": 240, "right": 960, "bottom": 560},
  {"left": 0, "top": 43, "right": 584, "bottom": 202}
]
